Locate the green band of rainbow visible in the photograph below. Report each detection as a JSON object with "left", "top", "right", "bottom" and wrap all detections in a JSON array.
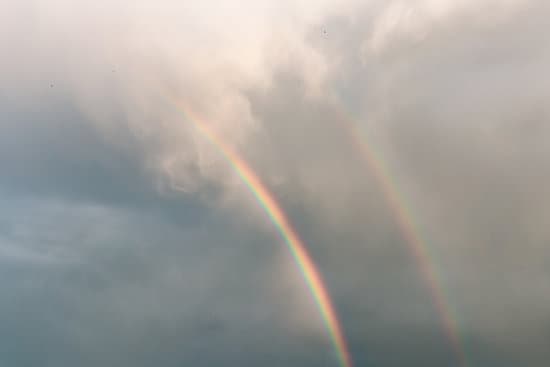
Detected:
[{"left": 175, "top": 104, "right": 353, "bottom": 367}]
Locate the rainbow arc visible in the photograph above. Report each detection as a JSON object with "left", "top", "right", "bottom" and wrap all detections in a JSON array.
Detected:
[{"left": 175, "top": 103, "right": 354, "bottom": 367}]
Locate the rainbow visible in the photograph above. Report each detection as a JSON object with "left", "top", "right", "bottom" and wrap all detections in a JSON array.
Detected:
[
  {"left": 334, "top": 108, "right": 467, "bottom": 366},
  {"left": 174, "top": 103, "right": 353, "bottom": 367}
]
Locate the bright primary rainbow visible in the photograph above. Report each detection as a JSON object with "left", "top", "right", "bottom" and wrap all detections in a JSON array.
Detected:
[
  {"left": 175, "top": 103, "right": 353, "bottom": 367},
  {"left": 334, "top": 107, "right": 467, "bottom": 367}
]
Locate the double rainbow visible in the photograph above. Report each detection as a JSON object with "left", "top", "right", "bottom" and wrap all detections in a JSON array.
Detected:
[{"left": 174, "top": 99, "right": 467, "bottom": 367}]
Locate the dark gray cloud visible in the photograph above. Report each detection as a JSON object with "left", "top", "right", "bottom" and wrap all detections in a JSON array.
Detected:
[
  {"left": 0, "top": 91, "right": 211, "bottom": 228},
  {"left": 0, "top": 196, "right": 339, "bottom": 366},
  {"left": 1, "top": 0, "right": 550, "bottom": 366}
]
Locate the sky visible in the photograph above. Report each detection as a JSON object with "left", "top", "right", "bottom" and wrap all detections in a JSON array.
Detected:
[{"left": 1, "top": 0, "right": 550, "bottom": 366}]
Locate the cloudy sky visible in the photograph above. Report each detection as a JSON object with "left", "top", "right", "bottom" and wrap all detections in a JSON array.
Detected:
[{"left": 1, "top": 0, "right": 550, "bottom": 366}]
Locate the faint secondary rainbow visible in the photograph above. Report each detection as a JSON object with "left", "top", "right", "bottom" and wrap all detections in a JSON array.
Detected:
[
  {"left": 334, "top": 108, "right": 466, "bottom": 366},
  {"left": 173, "top": 102, "right": 353, "bottom": 367}
]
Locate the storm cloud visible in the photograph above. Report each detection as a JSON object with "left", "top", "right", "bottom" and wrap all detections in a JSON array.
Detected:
[{"left": 1, "top": 0, "right": 550, "bottom": 366}]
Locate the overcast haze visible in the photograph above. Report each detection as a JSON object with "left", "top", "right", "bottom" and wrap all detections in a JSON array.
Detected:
[{"left": 1, "top": 0, "right": 550, "bottom": 366}]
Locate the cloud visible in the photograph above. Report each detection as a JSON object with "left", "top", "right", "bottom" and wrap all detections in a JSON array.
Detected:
[{"left": 1, "top": 0, "right": 550, "bottom": 366}]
